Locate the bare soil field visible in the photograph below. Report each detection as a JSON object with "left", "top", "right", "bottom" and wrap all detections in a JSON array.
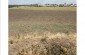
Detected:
[
  {"left": 9, "top": 8, "right": 76, "bottom": 35},
  {"left": 9, "top": 8, "right": 76, "bottom": 24},
  {"left": 9, "top": 7, "right": 76, "bottom": 55}
]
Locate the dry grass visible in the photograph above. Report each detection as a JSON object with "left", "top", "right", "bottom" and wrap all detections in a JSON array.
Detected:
[
  {"left": 9, "top": 32, "right": 76, "bottom": 55},
  {"left": 9, "top": 7, "right": 76, "bottom": 11}
]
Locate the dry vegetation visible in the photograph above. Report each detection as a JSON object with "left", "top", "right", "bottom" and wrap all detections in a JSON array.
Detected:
[
  {"left": 9, "top": 7, "right": 76, "bottom": 55},
  {"left": 9, "top": 7, "right": 76, "bottom": 11},
  {"left": 9, "top": 32, "right": 76, "bottom": 55}
]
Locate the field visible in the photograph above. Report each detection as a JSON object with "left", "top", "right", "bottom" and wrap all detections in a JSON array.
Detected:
[
  {"left": 9, "top": 7, "right": 76, "bottom": 11},
  {"left": 9, "top": 7, "right": 76, "bottom": 55}
]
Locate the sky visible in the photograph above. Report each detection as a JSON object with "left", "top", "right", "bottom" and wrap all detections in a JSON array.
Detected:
[{"left": 9, "top": 0, "right": 76, "bottom": 5}]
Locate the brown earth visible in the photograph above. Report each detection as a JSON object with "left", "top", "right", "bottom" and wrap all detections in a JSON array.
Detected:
[{"left": 9, "top": 9, "right": 76, "bottom": 24}]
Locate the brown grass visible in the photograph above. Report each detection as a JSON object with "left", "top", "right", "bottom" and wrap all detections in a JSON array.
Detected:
[
  {"left": 9, "top": 32, "right": 76, "bottom": 55},
  {"left": 9, "top": 7, "right": 76, "bottom": 11}
]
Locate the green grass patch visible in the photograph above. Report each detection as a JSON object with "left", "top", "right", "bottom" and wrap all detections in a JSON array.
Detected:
[{"left": 9, "top": 23, "right": 76, "bottom": 34}]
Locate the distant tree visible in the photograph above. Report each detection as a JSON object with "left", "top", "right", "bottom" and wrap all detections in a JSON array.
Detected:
[{"left": 59, "top": 4, "right": 64, "bottom": 7}]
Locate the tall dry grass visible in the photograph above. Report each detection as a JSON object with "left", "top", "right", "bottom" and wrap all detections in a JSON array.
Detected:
[{"left": 9, "top": 32, "right": 76, "bottom": 55}]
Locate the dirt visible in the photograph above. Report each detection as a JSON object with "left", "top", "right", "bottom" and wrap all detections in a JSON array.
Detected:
[{"left": 9, "top": 9, "right": 76, "bottom": 24}]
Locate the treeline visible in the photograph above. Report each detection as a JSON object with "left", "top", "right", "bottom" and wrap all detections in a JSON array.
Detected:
[
  {"left": 9, "top": 5, "right": 30, "bottom": 8},
  {"left": 9, "top": 4, "right": 77, "bottom": 8}
]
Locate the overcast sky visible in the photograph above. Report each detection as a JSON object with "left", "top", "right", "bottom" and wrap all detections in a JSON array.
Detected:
[{"left": 9, "top": 0, "right": 76, "bottom": 5}]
